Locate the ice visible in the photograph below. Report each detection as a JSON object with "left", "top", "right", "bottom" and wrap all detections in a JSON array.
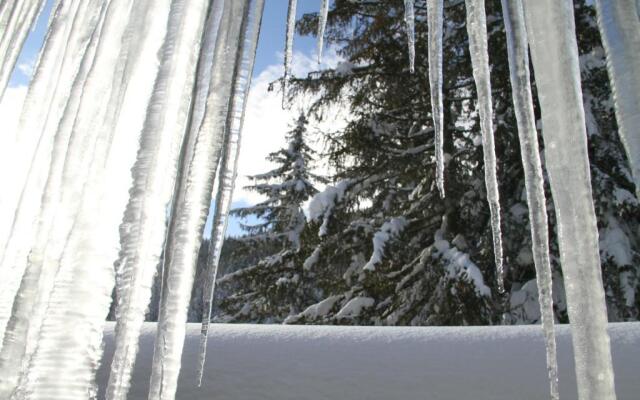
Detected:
[
  {"left": 0, "top": 0, "right": 46, "bottom": 99},
  {"left": 403, "top": 0, "right": 415, "bottom": 73},
  {"left": 148, "top": 1, "right": 250, "bottom": 398},
  {"left": 594, "top": 0, "right": 640, "bottom": 201},
  {"left": 283, "top": 0, "right": 297, "bottom": 105},
  {"left": 11, "top": 0, "right": 172, "bottom": 397},
  {"left": 427, "top": 0, "right": 445, "bottom": 198},
  {"left": 316, "top": 0, "right": 329, "bottom": 64},
  {"left": 105, "top": 0, "right": 211, "bottom": 399},
  {"left": 464, "top": 0, "right": 504, "bottom": 293},
  {"left": 501, "top": 0, "right": 559, "bottom": 398},
  {"left": 522, "top": 1, "right": 617, "bottom": 399},
  {"left": 0, "top": 0, "right": 106, "bottom": 396},
  {"left": 197, "top": 0, "right": 265, "bottom": 385}
]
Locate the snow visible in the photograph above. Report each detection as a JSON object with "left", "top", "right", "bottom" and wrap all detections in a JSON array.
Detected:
[
  {"left": 96, "top": 322, "right": 640, "bottom": 400},
  {"left": 363, "top": 217, "right": 408, "bottom": 271},
  {"left": 308, "top": 180, "right": 350, "bottom": 236},
  {"left": 465, "top": 0, "right": 504, "bottom": 293},
  {"left": 336, "top": 297, "right": 375, "bottom": 318},
  {"left": 523, "top": 1, "right": 617, "bottom": 398},
  {"left": 433, "top": 238, "right": 491, "bottom": 297}
]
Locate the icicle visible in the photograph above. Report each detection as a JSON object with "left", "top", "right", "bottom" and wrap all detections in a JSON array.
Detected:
[
  {"left": 13, "top": 0, "right": 172, "bottom": 398},
  {"left": 501, "top": 1, "right": 559, "bottom": 398},
  {"left": 464, "top": 0, "right": 504, "bottom": 293},
  {"left": 148, "top": 1, "right": 250, "bottom": 398},
  {"left": 317, "top": 0, "right": 329, "bottom": 64},
  {"left": 427, "top": 0, "right": 445, "bottom": 198},
  {"left": 0, "top": 0, "right": 96, "bottom": 350},
  {"left": 594, "top": 0, "right": 640, "bottom": 201},
  {"left": 283, "top": 0, "right": 297, "bottom": 107},
  {"left": 0, "top": 0, "right": 47, "bottom": 99},
  {"left": 403, "top": 0, "right": 415, "bottom": 73},
  {"left": 522, "top": 1, "right": 617, "bottom": 399},
  {"left": 104, "top": 0, "right": 211, "bottom": 399},
  {"left": 196, "top": 0, "right": 265, "bottom": 385}
]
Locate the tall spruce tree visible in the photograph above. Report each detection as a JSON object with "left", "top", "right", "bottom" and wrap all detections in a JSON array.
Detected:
[
  {"left": 279, "top": 0, "right": 639, "bottom": 325},
  {"left": 215, "top": 113, "right": 326, "bottom": 322}
]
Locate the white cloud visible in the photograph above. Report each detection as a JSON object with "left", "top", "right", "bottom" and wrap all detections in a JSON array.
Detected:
[
  {"left": 17, "top": 58, "right": 36, "bottom": 78},
  {"left": 234, "top": 49, "right": 349, "bottom": 205}
]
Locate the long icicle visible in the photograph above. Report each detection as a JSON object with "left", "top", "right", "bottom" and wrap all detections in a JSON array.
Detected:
[
  {"left": 317, "top": 0, "right": 329, "bottom": 64},
  {"left": 0, "top": 0, "right": 106, "bottom": 395},
  {"left": 196, "top": 0, "right": 265, "bottom": 385},
  {"left": 403, "top": 0, "right": 415, "bottom": 73},
  {"left": 15, "top": 0, "right": 172, "bottom": 397},
  {"left": 148, "top": 1, "right": 250, "bottom": 398},
  {"left": 464, "top": 0, "right": 504, "bottom": 293},
  {"left": 501, "top": 0, "right": 559, "bottom": 398},
  {"left": 283, "top": 0, "right": 297, "bottom": 107},
  {"left": 0, "top": 0, "right": 47, "bottom": 99},
  {"left": 594, "top": 0, "right": 640, "bottom": 201},
  {"left": 522, "top": 1, "right": 617, "bottom": 399},
  {"left": 427, "top": 0, "right": 445, "bottom": 198},
  {"left": 0, "top": 0, "right": 97, "bottom": 348},
  {"left": 105, "top": 0, "right": 212, "bottom": 398}
]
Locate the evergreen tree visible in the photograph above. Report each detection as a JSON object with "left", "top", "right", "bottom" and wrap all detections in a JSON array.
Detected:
[
  {"left": 215, "top": 113, "right": 326, "bottom": 322},
  {"left": 280, "top": 0, "right": 639, "bottom": 325}
]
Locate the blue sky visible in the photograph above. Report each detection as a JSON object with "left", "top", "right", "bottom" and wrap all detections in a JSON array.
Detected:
[{"left": 9, "top": 0, "right": 329, "bottom": 237}]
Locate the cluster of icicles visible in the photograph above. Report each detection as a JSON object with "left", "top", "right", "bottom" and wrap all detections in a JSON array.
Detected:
[{"left": 0, "top": 0, "right": 637, "bottom": 399}]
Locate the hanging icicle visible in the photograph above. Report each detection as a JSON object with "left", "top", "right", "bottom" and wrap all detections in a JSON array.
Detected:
[
  {"left": 594, "top": 0, "right": 640, "bottom": 201},
  {"left": 283, "top": 0, "right": 297, "bottom": 107},
  {"left": 196, "top": 0, "right": 265, "bottom": 385},
  {"left": 317, "top": 0, "right": 329, "bottom": 64},
  {"left": 0, "top": 1, "right": 107, "bottom": 396},
  {"left": 403, "top": 0, "right": 415, "bottom": 73},
  {"left": 12, "top": 0, "right": 172, "bottom": 397},
  {"left": 427, "top": 0, "right": 445, "bottom": 198},
  {"left": 522, "top": 1, "right": 617, "bottom": 399},
  {"left": 105, "top": 0, "right": 212, "bottom": 399},
  {"left": 464, "top": 0, "right": 505, "bottom": 293},
  {"left": 0, "top": 0, "right": 47, "bottom": 100},
  {"left": 148, "top": 1, "right": 250, "bottom": 398},
  {"left": 501, "top": 0, "right": 559, "bottom": 398}
]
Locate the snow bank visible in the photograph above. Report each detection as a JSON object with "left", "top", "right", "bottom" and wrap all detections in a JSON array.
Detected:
[{"left": 97, "top": 322, "right": 640, "bottom": 400}]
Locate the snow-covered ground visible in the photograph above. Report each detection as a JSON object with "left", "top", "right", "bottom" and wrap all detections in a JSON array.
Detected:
[{"left": 98, "top": 322, "right": 640, "bottom": 400}]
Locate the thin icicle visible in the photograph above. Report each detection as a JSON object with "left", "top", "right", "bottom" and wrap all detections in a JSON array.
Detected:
[
  {"left": 464, "top": 0, "right": 504, "bottom": 293},
  {"left": 283, "top": 0, "right": 297, "bottom": 106},
  {"left": 317, "top": 0, "right": 329, "bottom": 64},
  {"left": 594, "top": 0, "right": 640, "bottom": 201},
  {"left": 196, "top": 0, "right": 264, "bottom": 385},
  {"left": 15, "top": 0, "right": 172, "bottom": 398},
  {"left": 105, "top": 0, "right": 211, "bottom": 399},
  {"left": 522, "top": 1, "right": 617, "bottom": 399},
  {"left": 0, "top": 0, "right": 96, "bottom": 349},
  {"left": 148, "top": 1, "right": 250, "bottom": 398},
  {"left": 403, "top": 0, "right": 415, "bottom": 73},
  {"left": 0, "top": 0, "right": 47, "bottom": 99},
  {"left": 501, "top": 0, "right": 559, "bottom": 398},
  {"left": 427, "top": 0, "right": 444, "bottom": 198}
]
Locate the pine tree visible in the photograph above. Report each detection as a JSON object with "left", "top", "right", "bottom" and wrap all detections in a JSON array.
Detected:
[
  {"left": 215, "top": 113, "right": 325, "bottom": 322},
  {"left": 281, "top": 0, "right": 639, "bottom": 325}
]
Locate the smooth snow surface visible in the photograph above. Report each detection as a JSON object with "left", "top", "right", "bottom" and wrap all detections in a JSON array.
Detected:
[
  {"left": 523, "top": 1, "right": 616, "bottom": 399},
  {"left": 97, "top": 322, "right": 640, "bottom": 400},
  {"left": 501, "top": 0, "right": 559, "bottom": 398}
]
